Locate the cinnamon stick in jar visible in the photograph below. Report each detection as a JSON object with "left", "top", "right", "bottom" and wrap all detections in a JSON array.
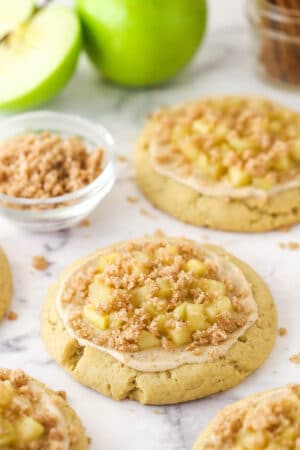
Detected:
[{"left": 257, "top": 0, "right": 300, "bottom": 86}]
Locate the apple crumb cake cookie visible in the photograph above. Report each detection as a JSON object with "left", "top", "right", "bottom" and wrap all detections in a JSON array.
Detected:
[
  {"left": 193, "top": 384, "right": 300, "bottom": 450},
  {"left": 41, "top": 236, "right": 276, "bottom": 405},
  {"left": 0, "top": 368, "right": 88, "bottom": 449},
  {"left": 0, "top": 248, "right": 12, "bottom": 322},
  {"left": 135, "top": 96, "right": 300, "bottom": 232}
]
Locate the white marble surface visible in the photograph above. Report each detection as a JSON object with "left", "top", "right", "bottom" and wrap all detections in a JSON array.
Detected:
[{"left": 1, "top": 1, "right": 300, "bottom": 449}]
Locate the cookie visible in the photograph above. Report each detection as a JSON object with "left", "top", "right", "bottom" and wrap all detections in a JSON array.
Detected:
[
  {"left": 193, "top": 384, "right": 300, "bottom": 450},
  {"left": 134, "top": 96, "right": 300, "bottom": 232},
  {"left": 41, "top": 236, "right": 277, "bottom": 405},
  {"left": 0, "top": 368, "right": 88, "bottom": 449},
  {"left": 0, "top": 247, "right": 12, "bottom": 321}
]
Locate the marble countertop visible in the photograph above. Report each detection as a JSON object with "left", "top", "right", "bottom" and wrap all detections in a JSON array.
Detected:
[{"left": 1, "top": 1, "right": 300, "bottom": 449}]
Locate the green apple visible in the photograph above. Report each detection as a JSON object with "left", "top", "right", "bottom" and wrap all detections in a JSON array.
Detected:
[
  {"left": 0, "top": 3, "right": 82, "bottom": 111},
  {"left": 76, "top": 0, "right": 207, "bottom": 87}
]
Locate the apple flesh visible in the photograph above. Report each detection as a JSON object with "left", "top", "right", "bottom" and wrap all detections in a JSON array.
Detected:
[
  {"left": 76, "top": 0, "right": 207, "bottom": 87},
  {"left": 0, "top": 0, "right": 34, "bottom": 39},
  {"left": 0, "top": 4, "right": 82, "bottom": 111}
]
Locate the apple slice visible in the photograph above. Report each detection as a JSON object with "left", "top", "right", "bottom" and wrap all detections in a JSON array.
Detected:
[
  {"left": 0, "top": 0, "right": 34, "bottom": 39},
  {"left": 0, "top": 4, "right": 81, "bottom": 111}
]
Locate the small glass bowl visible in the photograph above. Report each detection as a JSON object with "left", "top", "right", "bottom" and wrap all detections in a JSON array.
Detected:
[{"left": 0, "top": 111, "right": 116, "bottom": 232}]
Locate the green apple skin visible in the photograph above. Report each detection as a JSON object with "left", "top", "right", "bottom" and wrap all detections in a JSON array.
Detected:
[
  {"left": 76, "top": 0, "right": 207, "bottom": 87},
  {"left": 0, "top": 7, "right": 82, "bottom": 112}
]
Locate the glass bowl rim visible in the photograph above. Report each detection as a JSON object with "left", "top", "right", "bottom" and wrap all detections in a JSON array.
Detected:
[{"left": 0, "top": 110, "right": 116, "bottom": 209}]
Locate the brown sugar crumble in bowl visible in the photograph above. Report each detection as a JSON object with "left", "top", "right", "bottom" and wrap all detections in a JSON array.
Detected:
[{"left": 0, "top": 132, "right": 104, "bottom": 204}]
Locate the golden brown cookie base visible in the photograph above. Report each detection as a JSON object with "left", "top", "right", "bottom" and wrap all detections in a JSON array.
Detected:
[
  {"left": 41, "top": 244, "right": 277, "bottom": 405},
  {"left": 0, "top": 248, "right": 12, "bottom": 321},
  {"left": 134, "top": 125, "right": 300, "bottom": 232}
]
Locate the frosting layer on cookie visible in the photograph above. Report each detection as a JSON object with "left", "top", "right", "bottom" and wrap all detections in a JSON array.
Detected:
[
  {"left": 56, "top": 238, "right": 258, "bottom": 372},
  {"left": 147, "top": 97, "right": 300, "bottom": 199}
]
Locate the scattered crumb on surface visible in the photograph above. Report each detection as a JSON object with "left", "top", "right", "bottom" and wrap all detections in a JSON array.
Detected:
[
  {"left": 278, "top": 225, "right": 291, "bottom": 232},
  {"left": 57, "top": 390, "right": 67, "bottom": 400},
  {"left": 7, "top": 311, "right": 18, "bottom": 321},
  {"left": 117, "top": 155, "right": 128, "bottom": 163},
  {"left": 154, "top": 229, "right": 165, "bottom": 238},
  {"left": 79, "top": 218, "right": 91, "bottom": 227},
  {"left": 153, "top": 409, "right": 165, "bottom": 415},
  {"left": 278, "top": 327, "right": 287, "bottom": 336},
  {"left": 279, "top": 241, "right": 299, "bottom": 250},
  {"left": 32, "top": 255, "right": 49, "bottom": 271},
  {"left": 140, "top": 207, "right": 156, "bottom": 218},
  {"left": 126, "top": 196, "right": 139, "bottom": 204},
  {"left": 88, "top": 437, "right": 92, "bottom": 445},
  {"left": 290, "top": 353, "right": 300, "bottom": 364}
]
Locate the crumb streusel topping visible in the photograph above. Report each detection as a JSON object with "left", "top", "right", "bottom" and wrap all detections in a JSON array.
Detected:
[
  {"left": 56, "top": 237, "right": 257, "bottom": 372},
  {"left": 201, "top": 385, "right": 300, "bottom": 450},
  {"left": 0, "top": 132, "right": 104, "bottom": 203},
  {"left": 145, "top": 97, "right": 300, "bottom": 199},
  {"left": 0, "top": 368, "right": 78, "bottom": 450}
]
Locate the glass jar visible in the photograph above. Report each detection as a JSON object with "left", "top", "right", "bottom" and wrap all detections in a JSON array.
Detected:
[{"left": 247, "top": 0, "right": 300, "bottom": 88}]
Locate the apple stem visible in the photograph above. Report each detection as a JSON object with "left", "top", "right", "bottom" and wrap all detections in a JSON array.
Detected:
[
  {"left": 0, "top": 0, "right": 54, "bottom": 45},
  {"left": 36, "top": 0, "right": 53, "bottom": 12}
]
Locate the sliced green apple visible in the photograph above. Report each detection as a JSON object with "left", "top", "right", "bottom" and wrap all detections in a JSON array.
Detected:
[
  {"left": 0, "top": 0, "right": 34, "bottom": 39},
  {"left": 0, "top": 5, "right": 82, "bottom": 111}
]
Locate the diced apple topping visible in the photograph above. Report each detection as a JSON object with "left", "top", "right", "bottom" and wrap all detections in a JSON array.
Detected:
[
  {"left": 252, "top": 176, "right": 275, "bottom": 191},
  {"left": 151, "top": 97, "right": 300, "bottom": 190},
  {"left": 197, "top": 278, "right": 227, "bottom": 297},
  {"left": 291, "top": 139, "right": 300, "bottom": 161},
  {"left": 89, "top": 282, "right": 114, "bottom": 310},
  {"left": 234, "top": 425, "right": 299, "bottom": 450},
  {"left": 131, "top": 286, "right": 150, "bottom": 305},
  {"left": 167, "top": 324, "right": 192, "bottom": 346},
  {"left": 173, "top": 303, "right": 187, "bottom": 321},
  {"left": 228, "top": 167, "right": 252, "bottom": 187},
  {"left": 186, "top": 303, "right": 209, "bottom": 331},
  {"left": 0, "top": 418, "right": 15, "bottom": 446},
  {"left": 157, "top": 277, "right": 172, "bottom": 298},
  {"left": 138, "top": 331, "right": 160, "bottom": 350},
  {"left": 109, "top": 312, "right": 124, "bottom": 330},
  {"left": 15, "top": 417, "right": 45, "bottom": 445},
  {"left": 84, "top": 304, "right": 109, "bottom": 330},
  {"left": 0, "top": 380, "right": 14, "bottom": 407},
  {"left": 98, "top": 252, "right": 119, "bottom": 271},
  {"left": 184, "top": 258, "right": 207, "bottom": 276}
]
